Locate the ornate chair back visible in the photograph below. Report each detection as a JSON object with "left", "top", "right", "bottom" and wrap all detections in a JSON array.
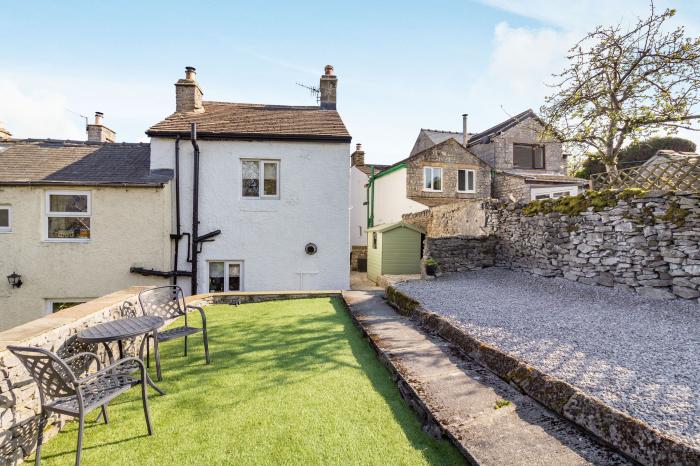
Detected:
[
  {"left": 138, "top": 285, "right": 186, "bottom": 321},
  {"left": 7, "top": 346, "right": 77, "bottom": 403}
]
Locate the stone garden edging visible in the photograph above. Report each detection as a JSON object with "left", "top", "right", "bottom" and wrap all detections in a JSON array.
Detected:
[{"left": 385, "top": 285, "right": 700, "bottom": 466}]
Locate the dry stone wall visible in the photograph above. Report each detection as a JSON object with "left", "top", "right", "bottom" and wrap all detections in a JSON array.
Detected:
[
  {"left": 413, "top": 191, "right": 700, "bottom": 302},
  {"left": 488, "top": 192, "right": 700, "bottom": 300},
  {"left": 402, "top": 200, "right": 490, "bottom": 238}
]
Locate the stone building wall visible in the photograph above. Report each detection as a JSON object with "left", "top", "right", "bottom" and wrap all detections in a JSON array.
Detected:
[
  {"left": 492, "top": 172, "right": 530, "bottom": 202},
  {"left": 402, "top": 200, "right": 491, "bottom": 238},
  {"left": 350, "top": 246, "right": 368, "bottom": 271},
  {"left": 406, "top": 139, "right": 491, "bottom": 204},
  {"left": 487, "top": 192, "right": 700, "bottom": 300},
  {"left": 470, "top": 117, "right": 564, "bottom": 172}
]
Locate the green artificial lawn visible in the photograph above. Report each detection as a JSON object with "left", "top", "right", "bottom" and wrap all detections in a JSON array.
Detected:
[{"left": 32, "top": 298, "right": 464, "bottom": 465}]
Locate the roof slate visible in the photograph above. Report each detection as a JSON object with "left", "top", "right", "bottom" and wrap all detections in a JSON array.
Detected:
[
  {"left": 0, "top": 139, "right": 172, "bottom": 186},
  {"left": 467, "top": 109, "right": 537, "bottom": 146},
  {"left": 500, "top": 170, "right": 588, "bottom": 185},
  {"left": 146, "top": 101, "right": 351, "bottom": 141}
]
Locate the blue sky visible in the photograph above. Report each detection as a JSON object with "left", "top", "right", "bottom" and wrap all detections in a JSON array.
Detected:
[{"left": 1, "top": 0, "right": 699, "bottom": 164}]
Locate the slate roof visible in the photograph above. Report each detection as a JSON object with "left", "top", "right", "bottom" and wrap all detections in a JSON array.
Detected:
[
  {"left": 500, "top": 170, "right": 588, "bottom": 185},
  {"left": 422, "top": 129, "right": 471, "bottom": 146},
  {"left": 467, "top": 109, "right": 538, "bottom": 146},
  {"left": 356, "top": 164, "right": 389, "bottom": 176},
  {"left": 146, "top": 101, "right": 351, "bottom": 142},
  {"left": 0, "top": 139, "right": 172, "bottom": 186}
]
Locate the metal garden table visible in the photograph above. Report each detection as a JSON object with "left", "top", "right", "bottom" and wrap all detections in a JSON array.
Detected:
[{"left": 77, "top": 315, "right": 166, "bottom": 395}]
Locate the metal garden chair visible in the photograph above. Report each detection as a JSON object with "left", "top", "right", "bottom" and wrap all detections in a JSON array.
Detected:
[
  {"left": 138, "top": 285, "right": 210, "bottom": 381},
  {"left": 7, "top": 346, "right": 152, "bottom": 466}
]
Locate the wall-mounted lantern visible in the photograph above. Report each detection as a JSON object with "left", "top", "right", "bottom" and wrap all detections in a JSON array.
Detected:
[{"left": 7, "top": 272, "right": 22, "bottom": 288}]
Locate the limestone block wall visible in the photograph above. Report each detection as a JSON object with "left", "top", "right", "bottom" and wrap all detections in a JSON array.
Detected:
[
  {"left": 488, "top": 192, "right": 700, "bottom": 301},
  {"left": 424, "top": 236, "right": 496, "bottom": 273}
]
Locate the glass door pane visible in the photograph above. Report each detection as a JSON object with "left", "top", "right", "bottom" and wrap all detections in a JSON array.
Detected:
[
  {"left": 209, "top": 262, "right": 225, "bottom": 292},
  {"left": 228, "top": 263, "right": 241, "bottom": 291}
]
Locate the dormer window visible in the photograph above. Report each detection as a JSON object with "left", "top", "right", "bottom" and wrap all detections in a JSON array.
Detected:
[{"left": 513, "top": 144, "right": 545, "bottom": 169}]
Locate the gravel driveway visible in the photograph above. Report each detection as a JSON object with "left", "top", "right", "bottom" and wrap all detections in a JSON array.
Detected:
[{"left": 395, "top": 268, "right": 700, "bottom": 448}]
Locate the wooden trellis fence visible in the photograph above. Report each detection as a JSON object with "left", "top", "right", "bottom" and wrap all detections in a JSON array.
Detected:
[{"left": 590, "top": 157, "right": 700, "bottom": 192}]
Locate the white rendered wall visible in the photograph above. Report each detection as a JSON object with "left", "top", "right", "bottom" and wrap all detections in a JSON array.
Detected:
[
  {"left": 0, "top": 185, "right": 171, "bottom": 330},
  {"left": 350, "top": 166, "right": 368, "bottom": 247},
  {"left": 372, "top": 168, "right": 426, "bottom": 226},
  {"left": 150, "top": 137, "right": 350, "bottom": 294}
]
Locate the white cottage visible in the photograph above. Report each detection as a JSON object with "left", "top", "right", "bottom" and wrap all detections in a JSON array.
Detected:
[{"left": 147, "top": 66, "right": 351, "bottom": 294}]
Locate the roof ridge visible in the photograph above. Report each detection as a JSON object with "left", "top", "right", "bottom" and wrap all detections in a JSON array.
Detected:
[
  {"left": 202, "top": 101, "right": 321, "bottom": 110},
  {"left": 422, "top": 128, "right": 463, "bottom": 134},
  {"left": 1, "top": 138, "right": 148, "bottom": 146}
]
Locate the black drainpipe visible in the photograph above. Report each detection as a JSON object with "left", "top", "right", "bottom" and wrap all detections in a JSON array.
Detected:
[
  {"left": 172, "top": 135, "right": 182, "bottom": 286},
  {"left": 190, "top": 123, "right": 200, "bottom": 294}
]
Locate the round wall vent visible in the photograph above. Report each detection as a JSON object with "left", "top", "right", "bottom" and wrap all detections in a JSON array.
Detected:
[{"left": 305, "top": 243, "right": 318, "bottom": 255}]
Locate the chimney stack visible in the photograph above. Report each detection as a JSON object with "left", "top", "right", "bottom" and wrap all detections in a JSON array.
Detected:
[
  {"left": 0, "top": 121, "right": 11, "bottom": 140},
  {"left": 351, "top": 143, "right": 365, "bottom": 167},
  {"left": 319, "top": 65, "right": 337, "bottom": 110},
  {"left": 86, "top": 112, "right": 116, "bottom": 143},
  {"left": 175, "top": 66, "right": 204, "bottom": 113},
  {"left": 462, "top": 114, "right": 468, "bottom": 146}
]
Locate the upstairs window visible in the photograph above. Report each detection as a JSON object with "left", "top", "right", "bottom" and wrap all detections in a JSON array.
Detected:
[
  {"left": 209, "top": 261, "right": 243, "bottom": 292},
  {"left": 242, "top": 160, "right": 279, "bottom": 198},
  {"left": 513, "top": 144, "right": 545, "bottom": 169},
  {"left": 457, "top": 170, "right": 476, "bottom": 193},
  {"left": 0, "top": 206, "right": 11, "bottom": 233},
  {"left": 423, "top": 167, "right": 442, "bottom": 191},
  {"left": 45, "top": 191, "right": 91, "bottom": 241}
]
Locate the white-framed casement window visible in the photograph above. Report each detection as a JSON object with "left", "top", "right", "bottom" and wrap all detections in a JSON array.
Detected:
[
  {"left": 208, "top": 261, "right": 243, "bottom": 292},
  {"left": 423, "top": 166, "right": 442, "bottom": 192},
  {"left": 241, "top": 159, "right": 279, "bottom": 198},
  {"left": 45, "top": 191, "right": 91, "bottom": 241},
  {"left": 45, "top": 299, "right": 87, "bottom": 315},
  {"left": 0, "top": 205, "right": 11, "bottom": 233},
  {"left": 457, "top": 169, "right": 476, "bottom": 193}
]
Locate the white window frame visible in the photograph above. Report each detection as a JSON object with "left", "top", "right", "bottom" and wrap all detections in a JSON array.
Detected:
[
  {"left": 530, "top": 186, "right": 579, "bottom": 200},
  {"left": 207, "top": 260, "right": 244, "bottom": 292},
  {"left": 241, "top": 159, "right": 280, "bottom": 199},
  {"left": 423, "top": 166, "right": 443, "bottom": 192},
  {"left": 0, "top": 205, "right": 11, "bottom": 233},
  {"left": 457, "top": 169, "right": 476, "bottom": 193},
  {"left": 44, "top": 190, "right": 92, "bottom": 242}
]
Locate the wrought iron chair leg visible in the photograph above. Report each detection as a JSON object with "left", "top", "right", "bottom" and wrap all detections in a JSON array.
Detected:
[
  {"left": 146, "top": 337, "right": 150, "bottom": 368},
  {"left": 34, "top": 410, "right": 46, "bottom": 466},
  {"left": 203, "top": 327, "right": 210, "bottom": 364},
  {"left": 75, "top": 414, "right": 85, "bottom": 466},
  {"left": 153, "top": 332, "right": 163, "bottom": 382},
  {"left": 184, "top": 335, "right": 188, "bottom": 356},
  {"left": 141, "top": 378, "right": 153, "bottom": 435},
  {"left": 101, "top": 405, "right": 109, "bottom": 424}
]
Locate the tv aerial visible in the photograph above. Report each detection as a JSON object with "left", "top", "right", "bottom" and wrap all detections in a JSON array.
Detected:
[{"left": 296, "top": 82, "right": 320, "bottom": 104}]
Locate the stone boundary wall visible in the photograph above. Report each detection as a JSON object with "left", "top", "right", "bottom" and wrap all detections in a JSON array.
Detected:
[
  {"left": 1, "top": 288, "right": 341, "bottom": 464},
  {"left": 424, "top": 236, "right": 496, "bottom": 273},
  {"left": 488, "top": 192, "right": 700, "bottom": 301},
  {"left": 350, "top": 246, "right": 367, "bottom": 271},
  {"left": 0, "top": 287, "right": 150, "bottom": 464},
  {"left": 385, "top": 286, "right": 700, "bottom": 465}
]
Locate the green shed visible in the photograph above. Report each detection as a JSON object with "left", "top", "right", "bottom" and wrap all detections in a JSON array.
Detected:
[{"left": 367, "top": 222, "right": 425, "bottom": 282}]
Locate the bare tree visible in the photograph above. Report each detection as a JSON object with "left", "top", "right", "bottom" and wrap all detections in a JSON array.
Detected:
[{"left": 541, "top": 3, "right": 700, "bottom": 175}]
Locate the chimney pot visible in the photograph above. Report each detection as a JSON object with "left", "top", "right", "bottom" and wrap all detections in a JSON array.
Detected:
[
  {"left": 351, "top": 142, "right": 365, "bottom": 167},
  {"left": 176, "top": 66, "right": 204, "bottom": 113},
  {"left": 319, "top": 65, "right": 337, "bottom": 110},
  {"left": 86, "top": 112, "right": 115, "bottom": 143}
]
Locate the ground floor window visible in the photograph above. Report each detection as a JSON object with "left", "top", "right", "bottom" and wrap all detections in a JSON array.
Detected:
[
  {"left": 46, "top": 299, "right": 87, "bottom": 314},
  {"left": 209, "top": 261, "right": 243, "bottom": 292},
  {"left": 531, "top": 186, "right": 578, "bottom": 200},
  {"left": 0, "top": 206, "right": 11, "bottom": 232}
]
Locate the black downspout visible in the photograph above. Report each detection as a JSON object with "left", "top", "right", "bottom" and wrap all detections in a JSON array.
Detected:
[
  {"left": 190, "top": 123, "right": 200, "bottom": 295},
  {"left": 172, "top": 135, "right": 181, "bottom": 286}
]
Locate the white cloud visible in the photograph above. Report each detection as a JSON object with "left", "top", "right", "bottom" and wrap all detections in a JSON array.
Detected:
[{"left": 0, "top": 78, "right": 84, "bottom": 140}]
